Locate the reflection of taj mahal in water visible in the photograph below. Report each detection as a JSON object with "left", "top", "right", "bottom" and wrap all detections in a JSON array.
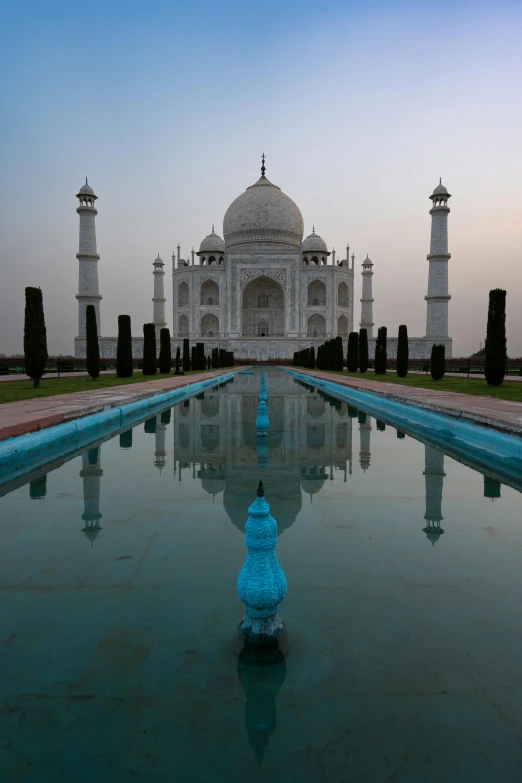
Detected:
[
  {"left": 73, "top": 156, "right": 453, "bottom": 360},
  {"left": 14, "top": 373, "right": 508, "bottom": 544}
]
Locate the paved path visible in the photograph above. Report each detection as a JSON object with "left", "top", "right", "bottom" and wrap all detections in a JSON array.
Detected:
[
  {"left": 0, "top": 370, "right": 234, "bottom": 441},
  {"left": 0, "top": 370, "right": 117, "bottom": 383},
  {"left": 296, "top": 369, "right": 522, "bottom": 437}
]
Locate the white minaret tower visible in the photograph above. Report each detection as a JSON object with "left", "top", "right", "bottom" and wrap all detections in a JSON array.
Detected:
[
  {"left": 152, "top": 254, "right": 166, "bottom": 339},
  {"left": 359, "top": 255, "right": 374, "bottom": 338},
  {"left": 75, "top": 179, "right": 102, "bottom": 342},
  {"left": 425, "top": 180, "right": 451, "bottom": 338}
]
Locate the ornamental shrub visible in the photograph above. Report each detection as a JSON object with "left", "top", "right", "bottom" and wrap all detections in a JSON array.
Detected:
[
  {"left": 397, "top": 324, "right": 408, "bottom": 378},
  {"left": 358, "top": 329, "right": 368, "bottom": 373},
  {"left": 374, "top": 326, "right": 388, "bottom": 374},
  {"left": 24, "top": 286, "right": 48, "bottom": 388},
  {"left": 430, "top": 343, "right": 446, "bottom": 381},
  {"left": 116, "top": 315, "right": 133, "bottom": 377},
  {"left": 158, "top": 327, "right": 172, "bottom": 374},
  {"left": 484, "top": 288, "right": 507, "bottom": 386},
  {"left": 347, "top": 332, "right": 359, "bottom": 372},
  {"left": 142, "top": 323, "right": 157, "bottom": 375},
  {"left": 85, "top": 304, "right": 100, "bottom": 380},
  {"left": 191, "top": 345, "right": 198, "bottom": 371},
  {"left": 182, "top": 338, "right": 191, "bottom": 372}
]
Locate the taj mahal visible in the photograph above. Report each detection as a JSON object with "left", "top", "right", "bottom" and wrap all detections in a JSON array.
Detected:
[{"left": 73, "top": 155, "right": 453, "bottom": 360}]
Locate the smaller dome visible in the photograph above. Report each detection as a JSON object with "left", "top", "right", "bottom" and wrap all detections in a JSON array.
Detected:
[
  {"left": 302, "top": 228, "right": 328, "bottom": 254},
  {"left": 431, "top": 179, "right": 451, "bottom": 198},
  {"left": 362, "top": 254, "right": 373, "bottom": 266},
  {"left": 77, "top": 178, "right": 96, "bottom": 197},
  {"left": 198, "top": 227, "right": 225, "bottom": 255},
  {"left": 153, "top": 253, "right": 164, "bottom": 265}
]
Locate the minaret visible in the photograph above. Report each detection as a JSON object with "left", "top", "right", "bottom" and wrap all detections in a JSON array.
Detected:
[
  {"left": 152, "top": 254, "right": 166, "bottom": 339},
  {"left": 75, "top": 179, "right": 102, "bottom": 340},
  {"left": 80, "top": 446, "right": 103, "bottom": 545},
  {"left": 422, "top": 444, "right": 445, "bottom": 545},
  {"left": 359, "top": 255, "right": 374, "bottom": 338},
  {"left": 425, "top": 180, "right": 451, "bottom": 339}
]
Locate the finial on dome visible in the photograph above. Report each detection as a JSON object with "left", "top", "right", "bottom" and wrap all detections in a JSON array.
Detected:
[
  {"left": 312, "top": 225, "right": 315, "bottom": 234},
  {"left": 261, "top": 153, "right": 266, "bottom": 178},
  {"left": 439, "top": 177, "right": 442, "bottom": 185},
  {"left": 257, "top": 480, "right": 264, "bottom": 497},
  {"left": 212, "top": 224, "right": 214, "bottom": 233},
  {"left": 86, "top": 177, "right": 88, "bottom": 185}
]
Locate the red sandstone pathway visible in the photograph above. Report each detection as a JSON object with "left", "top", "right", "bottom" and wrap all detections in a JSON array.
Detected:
[
  {"left": 297, "top": 369, "right": 522, "bottom": 437},
  {"left": 0, "top": 370, "right": 235, "bottom": 442}
]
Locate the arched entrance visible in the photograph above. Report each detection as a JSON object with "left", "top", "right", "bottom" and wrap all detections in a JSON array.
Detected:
[{"left": 242, "top": 275, "right": 285, "bottom": 337}]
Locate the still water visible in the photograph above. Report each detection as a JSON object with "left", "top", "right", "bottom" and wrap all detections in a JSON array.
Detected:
[{"left": 1, "top": 368, "right": 522, "bottom": 782}]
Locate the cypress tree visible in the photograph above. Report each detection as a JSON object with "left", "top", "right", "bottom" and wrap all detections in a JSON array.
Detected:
[
  {"left": 29, "top": 475, "right": 47, "bottom": 499},
  {"left": 142, "top": 323, "right": 157, "bottom": 375},
  {"left": 197, "top": 342, "right": 205, "bottom": 370},
  {"left": 484, "top": 288, "right": 507, "bottom": 386},
  {"left": 174, "top": 346, "right": 183, "bottom": 375},
  {"left": 144, "top": 416, "right": 157, "bottom": 434},
  {"left": 119, "top": 430, "right": 133, "bottom": 449},
  {"left": 347, "top": 332, "right": 359, "bottom": 373},
  {"left": 161, "top": 408, "right": 171, "bottom": 425},
  {"left": 374, "top": 326, "right": 388, "bottom": 374},
  {"left": 376, "top": 420, "right": 386, "bottom": 432},
  {"left": 358, "top": 329, "right": 368, "bottom": 373},
  {"left": 335, "top": 336, "right": 344, "bottom": 370},
  {"left": 158, "top": 327, "right": 172, "bottom": 374},
  {"left": 357, "top": 410, "right": 367, "bottom": 424},
  {"left": 397, "top": 430, "right": 405, "bottom": 439},
  {"left": 24, "top": 286, "right": 48, "bottom": 388},
  {"left": 310, "top": 346, "right": 316, "bottom": 369},
  {"left": 191, "top": 345, "right": 198, "bottom": 371},
  {"left": 207, "top": 355, "right": 211, "bottom": 369},
  {"left": 116, "top": 314, "right": 133, "bottom": 377},
  {"left": 430, "top": 343, "right": 446, "bottom": 381},
  {"left": 397, "top": 324, "right": 408, "bottom": 378},
  {"left": 182, "top": 338, "right": 191, "bottom": 372},
  {"left": 85, "top": 304, "right": 100, "bottom": 380}
]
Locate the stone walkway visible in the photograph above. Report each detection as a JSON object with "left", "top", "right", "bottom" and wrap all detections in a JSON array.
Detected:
[
  {"left": 296, "top": 369, "right": 522, "bottom": 437},
  {"left": 0, "top": 370, "right": 233, "bottom": 441}
]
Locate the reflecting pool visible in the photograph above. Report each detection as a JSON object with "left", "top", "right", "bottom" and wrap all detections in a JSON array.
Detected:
[{"left": 1, "top": 368, "right": 522, "bottom": 781}]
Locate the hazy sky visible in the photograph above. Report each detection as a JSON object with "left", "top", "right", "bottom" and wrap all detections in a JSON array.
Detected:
[{"left": 1, "top": 0, "right": 521, "bottom": 357}]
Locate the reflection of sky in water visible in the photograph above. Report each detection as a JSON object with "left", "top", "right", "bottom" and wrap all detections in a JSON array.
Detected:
[{"left": 1, "top": 368, "right": 522, "bottom": 781}]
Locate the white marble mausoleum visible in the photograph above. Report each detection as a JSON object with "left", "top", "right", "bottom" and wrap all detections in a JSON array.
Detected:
[{"left": 73, "top": 157, "right": 453, "bottom": 360}]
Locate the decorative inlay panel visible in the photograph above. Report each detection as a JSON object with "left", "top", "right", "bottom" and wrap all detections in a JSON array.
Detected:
[{"left": 240, "top": 268, "right": 287, "bottom": 289}]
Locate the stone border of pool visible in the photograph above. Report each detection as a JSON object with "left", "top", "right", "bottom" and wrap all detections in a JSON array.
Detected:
[
  {"left": 285, "top": 369, "right": 522, "bottom": 478},
  {"left": 0, "top": 369, "right": 240, "bottom": 482},
  {"left": 286, "top": 369, "right": 522, "bottom": 438}
]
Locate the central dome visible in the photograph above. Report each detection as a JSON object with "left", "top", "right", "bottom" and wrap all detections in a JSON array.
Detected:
[{"left": 223, "top": 171, "right": 304, "bottom": 249}]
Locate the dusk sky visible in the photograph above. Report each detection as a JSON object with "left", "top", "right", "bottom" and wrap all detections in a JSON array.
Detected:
[{"left": 1, "top": 0, "right": 521, "bottom": 356}]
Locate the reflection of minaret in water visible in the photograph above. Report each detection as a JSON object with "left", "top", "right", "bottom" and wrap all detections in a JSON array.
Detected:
[
  {"left": 154, "top": 414, "right": 167, "bottom": 472},
  {"left": 422, "top": 444, "right": 445, "bottom": 545},
  {"left": 237, "top": 645, "right": 286, "bottom": 766},
  {"left": 80, "top": 446, "right": 103, "bottom": 545},
  {"left": 358, "top": 411, "right": 372, "bottom": 471}
]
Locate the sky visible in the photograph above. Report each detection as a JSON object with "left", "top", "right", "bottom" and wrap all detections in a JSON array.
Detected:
[{"left": 1, "top": 0, "right": 521, "bottom": 357}]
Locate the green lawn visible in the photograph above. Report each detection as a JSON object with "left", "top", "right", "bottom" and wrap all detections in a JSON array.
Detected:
[
  {"left": 0, "top": 369, "right": 219, "bottom": 405},
  {"left": 296, "top": 368, "right": 522, "bottom": 403}
]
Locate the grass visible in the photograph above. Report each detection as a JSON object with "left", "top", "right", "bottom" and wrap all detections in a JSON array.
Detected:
[
  {"left": 0, "top": 369, "right": 220, "bottom": 405},
  {"left": 296, "top": 368, "right": 522, "bottom": 402}
]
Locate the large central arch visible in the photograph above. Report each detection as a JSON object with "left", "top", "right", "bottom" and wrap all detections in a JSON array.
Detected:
[{"left": 241, "top": 275, "right": 285, "bottom": 337}]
